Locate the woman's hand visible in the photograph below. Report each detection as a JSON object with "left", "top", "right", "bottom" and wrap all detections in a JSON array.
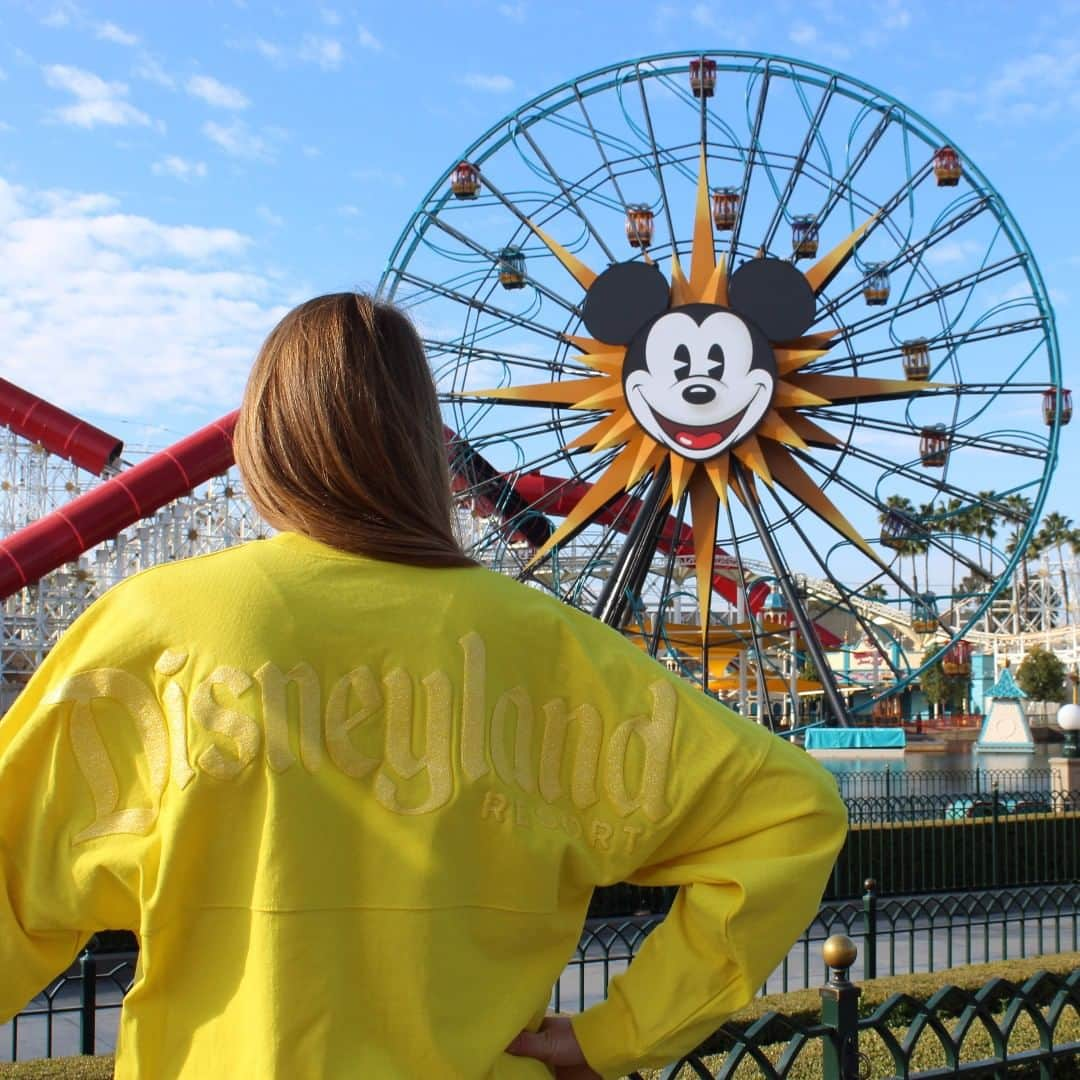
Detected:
[{"left": 506, "top": 1015, "right": 602, "bottom": 1079}]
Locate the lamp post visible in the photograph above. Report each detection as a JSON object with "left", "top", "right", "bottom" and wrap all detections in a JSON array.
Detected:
[{"left": 1058, "top": 702, "right": 1080, "bottom": 759}]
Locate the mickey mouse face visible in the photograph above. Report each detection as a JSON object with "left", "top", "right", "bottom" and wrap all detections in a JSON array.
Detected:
[
  {"left": 579, "top": 257, "right": 816, "bottom": 462},
  {"left": 623, "top": 303, "right": 776, "bottom": 460}
]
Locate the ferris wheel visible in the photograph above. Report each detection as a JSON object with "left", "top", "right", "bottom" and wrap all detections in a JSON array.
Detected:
[{"left": 379, "top": 51, "right": 1064, "bottom": 723}]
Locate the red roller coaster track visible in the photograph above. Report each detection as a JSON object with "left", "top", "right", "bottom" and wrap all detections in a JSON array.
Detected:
[{"left": 0, "top": 378, "right": 122, "bottom": 476}]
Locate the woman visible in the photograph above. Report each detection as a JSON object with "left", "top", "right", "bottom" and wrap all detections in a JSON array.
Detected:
[{"left": 0, "top": 294, "right": 846, "bottom": 1078}]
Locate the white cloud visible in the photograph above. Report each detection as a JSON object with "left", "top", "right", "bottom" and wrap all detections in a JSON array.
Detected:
[
  {"left": 0, "top": 67, "right": 7, "bottom": 81},
  {"left": 256, "top": 205, "right": 284, "bottom": 227},
  {"left": 203, "top": 120, "right": 273, "bottom": 161},
  {"left": 299, "top": 35, "right": 344, "bottom": 69},
  {"left": 302, "top": 145, "right": 321, "bottom": 158},
  {"left": 133, "top": 53, "right": 175, "bottom": 88},
  {"left": 496, "top": 3, "right": 526, "bottom": 20},
  {"left": 254, "top": 38, "right": 282, "bottom": 61},
  {"left": 186, "top": 74, "right": 249, "bottom": 110},
  {"left": 0, "top": 177, "right": 289, "bottom": 419},
  {"left": 152, "top": 156, "right": 208, "bottom": 181},
  {"left": 41, "top": 7, "right": 73, "bottom": 28},
  {"left": 356, "top": 24, "right": 382, "bottom": 51},
  {"left": 97, "top": 21, "right": 138, "bottom": 46},
  {"left": 461, "top": 73, "right": 514, "bottom": 93},
  {"left": 338, "top": 204, "right": 360, "bottom": 217},
  {"left": 322, "top": 8, "right": 341, "bottom": 25},
  {"left": 43, "top": 64, "right": 151, "bottom": 128},
  {"left": 790, "top": 23, "right": 818, "bottom": 45}
]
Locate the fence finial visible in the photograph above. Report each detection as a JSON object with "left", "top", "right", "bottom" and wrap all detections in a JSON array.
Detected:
[{"left": 823, "top": 934, "right": 857, "bottom": 985}]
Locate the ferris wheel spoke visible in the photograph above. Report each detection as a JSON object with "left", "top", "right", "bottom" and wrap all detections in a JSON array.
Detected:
[
  {"left": 809, "top": 317, "right": 1046, "bottom": 375},
  {"left": 762, "top": 483, "right": 906, "bottom": 680},
  {"left": 730, "top": 463, "right": 851, "bottom": 725},
  {"left": 395, "top": 271, "right": 568, "bottom": 343},
  {"left": 726, "top": 67, "right": 772, "bottom": 266},
  {"left": 425, "top": 340, "right": 589, "bottom": 379},
  {"left": 451, "top": 413, "right": 597, "bottom": 451},
  {"left": 720, "top": 492, "right": 778, "bottom": 718},
  {"left": 831, "top": 254, "right": 1026, "bottom": 341},
  {"left": 423, "top": 215, "right": 583, "bottom": 318},
  {"left": 512, "top": 122, "right": 618, "bottom": 264},
  {"left": 633, "top": 66, "right": 680, "bottom": 260},
  {"left": 803, "top": 440, "right": 1018, "bottom": 520},
  {"left": 817, "top": 196, "right": 992, "bottom": 320},
  {"left": 572, "top": 85, "right": 637, "bottom": 223},
  {"left": 759, "top": 77, "right": 837, "bottom": 252},
  {"left": 807, "top": 408, "right": 1050, "bottom": 461},
  {"left": 807, "top": 108, "right": 895, "bottom": 247}
]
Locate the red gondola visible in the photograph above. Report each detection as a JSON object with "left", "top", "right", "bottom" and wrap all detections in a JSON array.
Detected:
[
  {"left": 711, "top": 187, "right": 739, "bottom": 230},
  {"left": 919, "top": 424, "right": 949, "bottom": 468},
  {"left": 1043, "top": 387, "right": 1073, "bottom": 426},
  {"left": 689, "top": 58, "right": 717, "bottom": 98},
  {"left": 626, "top": 204, "right": 654, "bottom": 248},
  {"left": 450, "top": 161, "right": 481, "bottom": 199},
  {"left": 933, "top": 146, "right": 962, "bottom": 187},
  {"left": 942, "top": 640, "right": 972, "bottom": 676}
]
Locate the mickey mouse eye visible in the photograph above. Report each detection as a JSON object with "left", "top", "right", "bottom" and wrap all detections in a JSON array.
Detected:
[
  {"left": 674, "top": 343, "right": 691, "bottom": 381},
  {"left": 707, "top": 342, "right": 725, "bottom": 380}
]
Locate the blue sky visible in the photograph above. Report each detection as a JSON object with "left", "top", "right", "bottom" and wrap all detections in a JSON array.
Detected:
[{"left": 0, "top": 0, "right": 1077, "bottom": 505}]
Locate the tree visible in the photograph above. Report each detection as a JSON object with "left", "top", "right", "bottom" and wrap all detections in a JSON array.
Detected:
[
  {"left": 1016, "top": 646, "right": 1067, "bottom": 704},
  {"left": 919, "top": 647, "right": 970, "bottom": 717},
  {"left": 1036, "top": 512, "right": 1075, "bottom": 621},
  {"left": 880, "top": 494, "right": 920, "bottom": 594},
  {"left": 1001, "top": 494, "right": 1034, "bottom": 630},
  {"left": 864, "top": 583, "right": 888, "bottom": 601}
]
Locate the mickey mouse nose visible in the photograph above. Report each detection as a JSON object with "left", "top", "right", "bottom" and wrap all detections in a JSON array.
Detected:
[{"left": 682, "top": 384, "right": 716, "bottom": 405}]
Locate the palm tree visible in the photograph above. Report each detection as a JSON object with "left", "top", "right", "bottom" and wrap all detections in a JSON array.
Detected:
[
  {"left": 973, "top": 492, "right": 999, "bottom": 577},
  {"left": 1037, "top": 512, "right": 1075, "bottom": 621},
  {"left": 1002, "top": 494, "right": 1034, "bottom": 631},
  {"left": 918, "top": 500, "right": 941, "bottom": 598},
  {"left": 880, "top": 495, "right": 918, "bottom": 596},
  {"left": 864, "top": 583, "right": 888, "bottom": 601}
]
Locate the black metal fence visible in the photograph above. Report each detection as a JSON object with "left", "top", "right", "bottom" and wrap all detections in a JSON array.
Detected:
[
  {"left": 625, "top": 940, "right": 1080, "bottom": 1079},
  {"left": 5, "top": 943, "right": 134, "bottom": 1062},
  {"left": 13, "top": 933, "right": 1078, "bottom": 1078},
  {"left": 830, "top": 766, "right": 1053, "bottom": 800},
  {"left": 555, "top": 879, "right": 1080, "bottom": 1013}
]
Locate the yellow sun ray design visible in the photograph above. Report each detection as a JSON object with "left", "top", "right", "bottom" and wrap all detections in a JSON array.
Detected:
[{"left": 455, "top": 146, "right": 950, "bottom": 631}]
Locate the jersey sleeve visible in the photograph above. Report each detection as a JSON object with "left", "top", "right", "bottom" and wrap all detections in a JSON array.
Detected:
[
  {"left": 0, "top": 586, "right": 156, "bottom": 1023},
  {"left": 569, "top": 683, "right": 847, "bottom": 1079}
]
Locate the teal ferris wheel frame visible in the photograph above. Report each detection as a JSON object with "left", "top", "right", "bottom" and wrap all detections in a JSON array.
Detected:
[{"left": 379, "top": 50, "right": 1063, "bottom": 720}]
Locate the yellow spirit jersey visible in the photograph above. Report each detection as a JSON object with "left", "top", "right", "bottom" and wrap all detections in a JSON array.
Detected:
[{"left": 0, "top": 532, "right": 846, "bottom": 1078}]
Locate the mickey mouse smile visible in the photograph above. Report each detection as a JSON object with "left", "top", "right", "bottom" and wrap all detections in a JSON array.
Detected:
[{"left": 650, "top": 400, "right": 752, "bottom": 452}]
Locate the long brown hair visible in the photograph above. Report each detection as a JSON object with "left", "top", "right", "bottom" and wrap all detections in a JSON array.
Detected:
[{"left": 234, "top": 293, "right": 474, "bottom": 568}]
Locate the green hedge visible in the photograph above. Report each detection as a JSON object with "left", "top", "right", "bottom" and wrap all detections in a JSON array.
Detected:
[
  {"left": 832, "top": 812, "right": 1080, "bottom": 897},
  {"left": 636, "top": 953, "right": 1080, "bottom": 1079}
]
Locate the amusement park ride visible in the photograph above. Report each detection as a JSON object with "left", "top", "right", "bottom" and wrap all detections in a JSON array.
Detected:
[{"left": 0, "top": 52, "right": 1073, "bottom": 727}]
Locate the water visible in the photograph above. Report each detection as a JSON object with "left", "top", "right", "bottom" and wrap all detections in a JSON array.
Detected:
[{"left": 819, "top": 744, "right": 1056, "bottom": 800}]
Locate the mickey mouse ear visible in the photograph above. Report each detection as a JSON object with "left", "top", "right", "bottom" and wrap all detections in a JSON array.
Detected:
[
  {"left": 727, "top": 258, "right": 816, "bottom": 342},
  {"left": 581, "top": 262, "right": 670, "bottom": 345}
]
